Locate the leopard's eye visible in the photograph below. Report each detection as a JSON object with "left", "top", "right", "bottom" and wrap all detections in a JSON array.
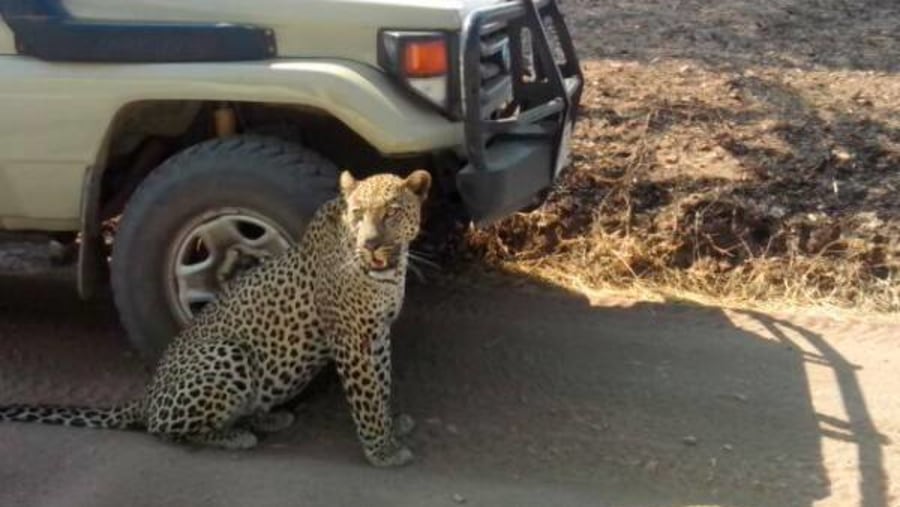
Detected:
[
  {"left": 351, "top": 208, "right": 364, "bottom": 222},
  {"left": 385, "top": 205, "right": 402, "bottom": 217}
]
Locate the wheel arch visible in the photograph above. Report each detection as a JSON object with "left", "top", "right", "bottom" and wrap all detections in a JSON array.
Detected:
[{"left": 77, "top": 98, "right": 442, "bottom": 299}]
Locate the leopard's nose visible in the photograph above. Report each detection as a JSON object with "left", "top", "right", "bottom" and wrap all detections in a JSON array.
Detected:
[{"left": 363, "top": 237, "right": 382, "bottom": 251}]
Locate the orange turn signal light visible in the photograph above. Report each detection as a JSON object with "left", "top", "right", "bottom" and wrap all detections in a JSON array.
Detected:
[{"left": 403, "top": 39, "right": 448, "bottom": 78}]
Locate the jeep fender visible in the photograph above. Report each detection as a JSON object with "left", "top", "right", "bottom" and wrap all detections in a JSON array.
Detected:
[
  {"left": 2, "top": 57, "right": 462, "bottom": 165},
  {"left": 34, "top": 59, "right": 462, "bottom": 297}
]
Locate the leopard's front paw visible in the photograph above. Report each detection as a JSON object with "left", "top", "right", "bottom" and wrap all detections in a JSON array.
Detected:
[
  {"left": 393, "top": 413, "right": 415, "bottom": 438},
  {"left": 249, "top": 410, "right": 295, "bottom": 433},
  {"left": 364, "top": 439, "right": 414, "bottom": 468}
]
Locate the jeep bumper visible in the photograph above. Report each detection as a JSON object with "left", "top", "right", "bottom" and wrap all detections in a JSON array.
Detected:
[{"left": 456, "top": 0, "right": 583, "bottom": 224}]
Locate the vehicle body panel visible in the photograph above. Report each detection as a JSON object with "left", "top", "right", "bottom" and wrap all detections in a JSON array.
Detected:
[
  {"left": 0, "top": 57, "right": 463, "bottom": 229},
  {"left": 64, "top": 0, "right": 498, "bottom": 66},
  {"left": 0, "top": 0, "right": 580, "bottom": 231},
  {"left": 0, "top": 0, "right": 507, "bottom": 228},
  {"left": 0, "top": 17, "right": 12, "bottom": 53}
]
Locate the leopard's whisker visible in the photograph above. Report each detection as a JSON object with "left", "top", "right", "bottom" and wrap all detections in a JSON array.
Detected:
[
  {"left": 406, "top": 261, "right": 427, "bottom": 282},
  {"left": 408, "top": 251, "right": 441, "bottom": 271}
]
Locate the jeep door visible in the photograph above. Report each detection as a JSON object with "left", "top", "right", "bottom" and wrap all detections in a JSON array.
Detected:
[{"left": 0, "top": 20, "right": 86, "bottom": 230}]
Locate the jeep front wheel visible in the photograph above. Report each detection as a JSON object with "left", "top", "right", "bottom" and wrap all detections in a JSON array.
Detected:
[{"left": 110, "top": 136, "right": 338, "bottom": 360}]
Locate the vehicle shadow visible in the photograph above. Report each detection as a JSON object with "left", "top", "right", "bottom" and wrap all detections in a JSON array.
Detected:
[
  {"left": 0, "top": 273, "right": 890, "bottom": 507},
  {"left": 272, "top": 271, "right": 889, "bottom": 506},
  {"left": 384, "top": 276, "right": 887, "bottom": 507},
  {"left": 735, "top": 309, "right": 891, "bottom": 507}
]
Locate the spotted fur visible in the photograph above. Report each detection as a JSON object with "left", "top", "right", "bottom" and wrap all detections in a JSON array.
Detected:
[{"left": 0, "top": 170, "right": 431, "bottom": 467}]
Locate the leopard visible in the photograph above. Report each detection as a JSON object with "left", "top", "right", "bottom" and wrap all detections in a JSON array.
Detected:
[{"left": 0, "top": 169, "right": 431, "bottom": 467}]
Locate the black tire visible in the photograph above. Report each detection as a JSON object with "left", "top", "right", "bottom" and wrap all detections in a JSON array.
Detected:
[{"left": 111, "top": 135, "right": 338, "bottom": 360}]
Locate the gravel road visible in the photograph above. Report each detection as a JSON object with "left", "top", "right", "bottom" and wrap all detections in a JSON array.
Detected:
[{"left": 0, "top": 271, "right": 897, "bottom": 507}]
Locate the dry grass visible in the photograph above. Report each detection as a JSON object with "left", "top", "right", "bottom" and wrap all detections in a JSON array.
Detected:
[{"left": 465, "top": 41, "right": 900, "bottom": 313}]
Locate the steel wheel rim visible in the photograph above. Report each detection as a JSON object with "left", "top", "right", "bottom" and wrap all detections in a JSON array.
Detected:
[{"left": 165, "top": 208, "right": 292, "bottom": 325}]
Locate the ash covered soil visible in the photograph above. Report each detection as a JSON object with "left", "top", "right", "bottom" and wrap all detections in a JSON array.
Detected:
[{"left": 470, "top": 0, "right": 900, "bottom": 312}]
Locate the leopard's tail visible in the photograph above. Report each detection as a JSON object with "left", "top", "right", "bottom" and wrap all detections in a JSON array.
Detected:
[{"left": 0, "top": 400, "right": 145, "bottom": 430}]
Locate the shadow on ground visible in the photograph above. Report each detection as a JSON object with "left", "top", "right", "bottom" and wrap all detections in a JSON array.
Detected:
[{"left": 0, "top": 272, "right": 891, "bottom": 506}]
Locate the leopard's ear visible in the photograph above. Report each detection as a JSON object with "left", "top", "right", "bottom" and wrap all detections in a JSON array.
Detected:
[
  {"left": 404, "top": 170, "right": 431, "bottom": 203},
  {"left": 339, "top": 170, "right": 357, "bottom": 197}
]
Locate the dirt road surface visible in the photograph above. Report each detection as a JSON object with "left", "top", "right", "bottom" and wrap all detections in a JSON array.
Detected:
[{"left": 0, "top": 271, "right": 897, "bottom": 507}]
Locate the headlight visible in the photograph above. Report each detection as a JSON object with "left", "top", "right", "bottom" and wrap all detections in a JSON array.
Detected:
[{"left": 379, "top": 31, "right": 454, "bottom": 113}]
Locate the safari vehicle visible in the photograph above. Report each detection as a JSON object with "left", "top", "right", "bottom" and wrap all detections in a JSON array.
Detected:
[{"left": 0, "top": 0, "right": 582, "bottom": 357}]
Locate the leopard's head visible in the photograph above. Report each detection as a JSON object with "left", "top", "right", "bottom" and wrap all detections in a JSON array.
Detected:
[{"left": 340, "top": 170, "right": 431, "bottom": 278}]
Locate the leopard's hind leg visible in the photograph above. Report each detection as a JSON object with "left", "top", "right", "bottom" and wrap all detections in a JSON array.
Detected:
[
  {"left": 146, "top": 338, "right": 261, "bottom": 450},
  {"left": 186, "top": 428, "right": 258, "bottom": 449},
  {"left": 247, "top": 410, "right": 295, "bottom": 433}
]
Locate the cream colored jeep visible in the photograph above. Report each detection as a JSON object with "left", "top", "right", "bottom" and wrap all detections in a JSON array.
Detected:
[{"left": 0, "top": 0, "right": 582, "bottom": 357}]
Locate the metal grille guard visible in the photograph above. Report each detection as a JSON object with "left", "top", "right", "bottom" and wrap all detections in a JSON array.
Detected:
[{"left": 458, "top": 0, "right": 583, "bottom": 224}]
